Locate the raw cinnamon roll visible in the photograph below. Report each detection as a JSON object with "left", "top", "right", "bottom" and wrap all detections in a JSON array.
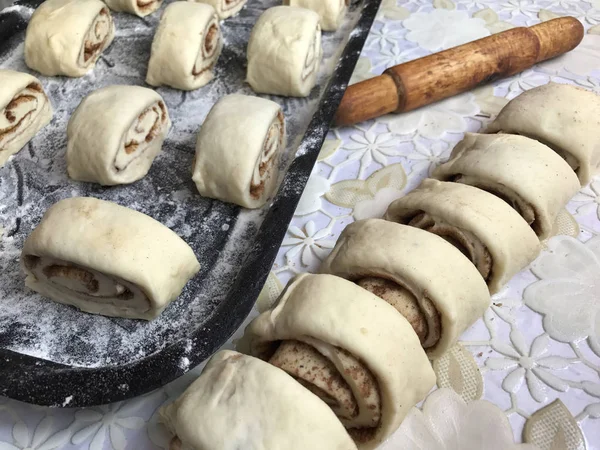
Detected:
[
  {"left": 146, "top": 2, "right": 223, "bottom": 91},
  {"left": 192, "top": 94, "right": 286, "bottom": 208},
  {"left": 320, "top": 219, "right": 490, "bottom": 358},
  {"left": 67, "top": 85, "right": 171, "bottom": 186},
  {"left": 104, "top": 0, "right": 162, "bottom": 17},
  {"left": 247, "top": 6, "right": 322, "bottom": 97},
  {"left": 240, "top": 273, "right": 435, "bottom": 450},
  {"left": 21, "top": 197, "right": 200, "bottom": 320},
  {"left": 24, "top": 0, "right": 115, "bottom": 77},
  {"left": 283, "top": 0, "right": 348, "bottom": 31},
  {"left": 189, "top": 0, "right": 247, "bottom": 19},
  {"left": 433, "top": 133, "right": 581, "bottom": 240},
  {"left": 385, "top": 179, "right": 540, "bottom": 294},
  {"left": 161, "top": 350, "right": 357, "bottom": 450},
  {"left": 0, "top": 70, "right": 52, "bottom": 167},
  {"left": 486, "top": 83, "right": 600, "bottom": 185}
]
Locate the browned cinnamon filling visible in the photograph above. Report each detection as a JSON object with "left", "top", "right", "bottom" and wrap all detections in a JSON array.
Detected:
[
  {"left": 204, "top": 24, "right": 218, "bottom": 55},
  {"left": 120, "top": 101, "right": 167, "bottom": 167},
  {"left": 192, "top": 19, "right": 221, "bottom": 77},
  {"left": 83, "top": 9, "right": 111, "bottom": 63},
  {"left": 408, "top": 212, "right": 493, "bottom": 281},
  {"left": 250, "top": 110, "right": 285, "bottom": 200},
  {"left": 169, "top": 437, "right": 182, "bottom": 450},
  {"left": 269, "top": 339, "right": 381, "bottom": 444},
  {"left": 0, "top": 83, "right": 45, "bottom": 149},
  {"left": 357, "top": 277, "right": 442, "bottom": 349},
  {"left": 137, "top": 0, "right": 158, "bottom": 12}
]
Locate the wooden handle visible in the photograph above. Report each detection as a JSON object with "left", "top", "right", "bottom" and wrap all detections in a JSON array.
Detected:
[{"left": 334, "top": 17, "right": 584, "bottom": 127}]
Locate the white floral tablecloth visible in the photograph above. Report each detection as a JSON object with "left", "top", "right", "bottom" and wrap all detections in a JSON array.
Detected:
[{"left": 2, "top": 0, "right": 600, "bottom": 449}]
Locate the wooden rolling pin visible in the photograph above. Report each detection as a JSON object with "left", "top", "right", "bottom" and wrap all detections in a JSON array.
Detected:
[{"left": 335, "top": 17, "right": 584, "bottom": 126}]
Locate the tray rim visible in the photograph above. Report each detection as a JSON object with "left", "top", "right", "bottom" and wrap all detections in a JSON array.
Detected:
[{"left": 0, "top": 0, "right": 382, "bottom": 407}]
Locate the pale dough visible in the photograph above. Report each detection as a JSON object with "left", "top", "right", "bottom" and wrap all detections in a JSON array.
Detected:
[
  {"left": 240, "top": 273, "right": 435, "bottom": 450},
  {"left": 0, "top": 70, "right": 52, "bottom": 167},
  {"left": 24, "top": 0, "right": 115, "bottom": 77},
  {"left": 67, "top": 85, "right": 171, "bottom": 186},
  {"left": 320, "top": 219, "right": 491, "bottom": 358},
  {"left": 385, "top": 179, "right": 541, "bottom": 294},
  {"left": 283, "top": 0, "right": 348, "bottom": 31},
  {"left": 147, "top": 2, "right": 222, "bottom": 91},
  {"left": 188, "top": 0, "right": 247, "bottom": 19},
  {"left": 160, "top": 350, "right": 357, "bottom": 450},
  {"left": 21, "top": 197, "right": 200, "bottom": 320},
  {"left": 247, "top": 6, "right": 322, "bottom": 97},
  {"left": 192, "top": 94, "right": 286, "bottom": 208},
  {"left": 104, "top": 0, "right": 162, "bottom": 17},
  {"left": 433, "top": 133, "right": 581, "bottom": 240},
  {"left": 486, "top": 83, "right": 600, "bottom": 185}
]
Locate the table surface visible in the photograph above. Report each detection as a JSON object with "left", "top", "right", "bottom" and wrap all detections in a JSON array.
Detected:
[{"left": 1, "top": 0, "right": 600, "bottom": 449}]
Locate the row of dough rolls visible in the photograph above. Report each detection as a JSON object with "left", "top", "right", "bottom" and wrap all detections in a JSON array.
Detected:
[
  {"left": 0, "top": 70, "right": 52, "bottom": 168},
  {"left": 21, "top": 197, "right": 200, "bottom": 320},
  {"left": 162, "top": 273, "right": 437, "bottom": 450}
]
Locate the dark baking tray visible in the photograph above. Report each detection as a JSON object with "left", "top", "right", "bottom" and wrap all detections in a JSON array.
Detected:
[{"left": 0, "top": 0, "right": 381, "bottom": 406}]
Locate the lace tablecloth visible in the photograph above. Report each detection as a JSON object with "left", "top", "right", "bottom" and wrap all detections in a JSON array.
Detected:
[{"left": 1, "top": 0, "right": 600, "bottom": 449}]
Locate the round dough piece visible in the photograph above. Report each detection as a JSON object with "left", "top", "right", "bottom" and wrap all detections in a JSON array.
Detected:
[
  {"left": 486, "top": 83, "right": 600, "bottom": 185},
  {"left": 0, "top": 70, "right": 52, "bottom": 167},
  {"left": 104, "top": 0, "right": 162, "bottom": 16},
  {"left": 67, "top": 85, "right": 171, "bottom": 186},
  {"left": 283, "top": 0, "right": 348, "bottom": 31},
  {"left": 432, "top": 133, "right": 581, "bottom": 240},
  {"left": 240, "top": 273, "right": 436, "bottom": 450},
  {"left": 21, "top": 197, "right": 200, "bottom": 320},
  {"left": 247, "top": 6, "right": 322, "bottom": 97},
  {"left": 320, "top": 219, "right": 491, "bottom": 358},
  {"left": 24, "top": 0, "right": 115, "bottom": 77},
  {"left": 188, "top": 0, "right": 247, "bottom": 19},
  {"left": 192, "top": 94, "right": 286, "bottom": 208},
  {"left": 146, "top": 2, "right": 223, "bottom": 91},
  {"left": 385, "top": 179, "right": 541, "bottom": 294},
  {"left": 161, "top": 350, "right": 357, "bottom": 450}
]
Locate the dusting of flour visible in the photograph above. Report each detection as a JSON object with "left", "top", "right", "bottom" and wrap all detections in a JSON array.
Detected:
[{"left": 0, "top": 1, "right": 362, "bottom": 367}]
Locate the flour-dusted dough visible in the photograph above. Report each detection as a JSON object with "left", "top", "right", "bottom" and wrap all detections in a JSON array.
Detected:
[
  {"left": 161, "top": 350, "right": 357, "bottom": 450},
  {"left": 321, "top": 219, "right": 490, "bottom": 358},
  {"left": 433, "top": 133, "right": 581, "bottom": 240},
  {"left": 104, "top": 0, "right": 162, "bottom": 17},
  {"left": 24, "top": 0, "right": 115, "bottom": 77},
  {"left": 240, "top": 273, "right": 435, "bottom": 450},
  {"left": 486, "top": 83, "right": 600, "bottom": 185},
  {"left": 247, "top": 6, "right": 322, "bottom": 97},
  {"left": 385, "top": 179, "right": 540, "bottom": 294},
  {"left": 188, "top": 0, "right": 247, "bottom": 19},
  {"left": 283, "top": 0, "right": 348, "bottom": 31},
  {"left": 192, "top": 94, "right": 286, "bottom": 208},
  {"left": 0, "top": 70, "right": 52, "bottom": 167},
  {"left": 146, "top": 2, "right": 222, "bottom": 91},
  {"left": 67, "top": 85, "right": 171, "bottom": 186},
  {"left": 21, "top": 197, "right": 200, "bottom": 320}
]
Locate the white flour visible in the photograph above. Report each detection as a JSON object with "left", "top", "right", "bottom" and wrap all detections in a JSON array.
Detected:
[{"left": 0, "top": 1, "right": 361, "bottom": 367}]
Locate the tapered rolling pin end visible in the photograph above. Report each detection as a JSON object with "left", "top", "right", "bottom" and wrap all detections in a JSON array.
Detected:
[
  {"left": 531, "top": 16, "right": 584, "bottom": 62},
  {"left": 334, "top": 74, "right": 399, "bottom": 127}
]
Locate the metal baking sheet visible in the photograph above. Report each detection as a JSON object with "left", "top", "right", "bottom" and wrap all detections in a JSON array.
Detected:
[{"left": 0, "top": 0, "right": 381, "bottom": 406}]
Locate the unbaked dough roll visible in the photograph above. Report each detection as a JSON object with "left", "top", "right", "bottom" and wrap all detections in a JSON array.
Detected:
[
  {"left": 24, "top": 0, "right": 115, "bottom": 77},
  {"left": 21, "top": 197, "right": 200, "bottom": 320},
  {"left": 0, "top": 70, "right": 52, "bottom": 167},
  {"left": 486, "top": 83, "right": 600, "bottom": 185},
  {"left": 67, "top": 85, "right": 171, "bottom": 186},
  {"left": 161, "top": 350, "right": 357, "bottom": 450},
  {"left": 240, "top": 273, "right": 435, "bottom": 450},
  {"left": 247, "top": 6, "right": 322, "bottom": 97},
  {"left": 283, "top": 0, "right": 348, "bottom": 31},
  {"left": 103, "top": 0, "right": 162, "bottom": 17},
  {"left": 432, "top": 133, "right": 581, "bottom": 240},
  {"left": 188, "top": 0, "right": 247, "bottom": 19},
  {"left": 320, "top": 219, "right": 490, "bottom": 358},
  {"left": 385, "top": 179, "right": 540, "bottom": 294},
  {"left": 192, "top": 94, "right": 286, "bottom": 208},
  {"left": 146, "top": 2, "right": 222, "bottom": 90}
]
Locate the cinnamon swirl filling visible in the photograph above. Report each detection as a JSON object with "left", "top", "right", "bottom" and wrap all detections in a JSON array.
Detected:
[
  {"left": 193, "top": 16, "right": 221, "bottom": 77},
  {"left": 80, "top": 8, "right": 113, "bottom": 67},
  {"left": 250, "top": 110, "right": 285, "bottom": 199},
  {"left": 302, "top": 25, "right": 322, "bottom": 81},
  {"left": 0, "top": 83, "right": 47, "bottom": 151}
]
